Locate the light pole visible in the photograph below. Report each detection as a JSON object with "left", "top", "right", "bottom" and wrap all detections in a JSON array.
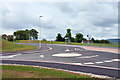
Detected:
[
  {"left": 29, "top": 33, "right": 30, "bottom": 43},
  {"left": 39, "top": 16, "right": 42, "bottom": 49},
  {"left": 49, "top": 26, "right": 51, "bottom": 44},
  {"left": 13, "top": 32, "right": 14, "bottom": 43},
  {"left": 87, "top": 35, "right": 91, "bottom": 44}
]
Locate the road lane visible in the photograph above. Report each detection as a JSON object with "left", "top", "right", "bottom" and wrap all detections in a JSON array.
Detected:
[
  {"left": 2, "top": 43, "right": 120, "bottom": 78},
  {"left": 2, "top": 59, "right": 120, "bottom": 78}
]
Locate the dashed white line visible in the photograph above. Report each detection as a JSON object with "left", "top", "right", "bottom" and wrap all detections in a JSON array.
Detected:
[
  {"left": 95, "top": 62, "right": 104, "bottom": 64},
  {"left": 84, "top": 62, "right": 94, "bottom": 65},
  {"left": 74, "top": 48, "right": 83, "bottom": 51},
  {"left": 104, "top": 60, "right": 113, "bottom": 63},
  {"left": 48, "top": 47, "right": 52, "bottom": 50},
  {"left": 78, "top": 55, "right": 98, "bottom": 59},
  {"left": 72, "top": 63, "right": 82, "bottom": 65},
  {"left": 65, "top": 48, "right": 70, "bottom": 51},
  {"left": 111, "top": 59, "right": 120, "bottom": 62},
  {"left": 40, "top": 55, "right": 44, "bottom": 58},
  {"left": 72, "top": 58, "right": 120, "bottom": 65}
]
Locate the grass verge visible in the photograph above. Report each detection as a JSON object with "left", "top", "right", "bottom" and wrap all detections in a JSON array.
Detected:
[
  {"left": 15, "top": 40, "right": 119, "bottom": 48},
  {"left": 1, "top": 65, "right": 101, "bottom": 79},
  {"left": 71, "top": 42, "right": 119, "bottom": 48},
  {"left": 1, "top": 39, "right": 38, "bottom": 52}
]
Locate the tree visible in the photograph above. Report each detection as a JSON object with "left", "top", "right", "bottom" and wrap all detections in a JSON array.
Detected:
[
  {"left": 42, "top": 39, "right": 47, "bottom": 41},
  {"left": 2, "top": 34, "right": 13, "bottom": 41},
  {"left": 30, "top": 29, "right": 38, "bottom": 40},
  {"left": 2, "top": 34, "right": 7, "bottom": 40},
  {"left": 100, "top": 40, "right": 110, "bottom": 44},
  {"left": 14, "top": 29, "right": 38, "bottom": 40},
  {"left": 91, "top": 37, "right": 95, "bottom": 43},
  {"left": 7, "top": 35, "right": 13, "bottom": 41},
  {"left": 104, "top": 40, "right": 110, "bottom": 44},
  {"left": 56, "top": 33, "right": 65, "bottom": 41},
  {"left": 71, "top": 37, "right": 75, "bottom": 42},
  {"left": 15, "top": 30, "right": 27, "bottom": 40},
  {"left": 64, "top": 29, "right": 72, "bottom": 39},
  {"left": 75, "top": 33, "right": 83, "bottom": 43},
  {"left": 94, "top": 40, "right": 100, "bottom": 43},
  {"left": 83, "top": 38, "right": 87, "bottom": 41}
]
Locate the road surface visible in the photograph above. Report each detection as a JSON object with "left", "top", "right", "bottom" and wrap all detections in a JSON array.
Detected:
[{"left": 1, "top": 43, "right": 120, "bottom": 78}]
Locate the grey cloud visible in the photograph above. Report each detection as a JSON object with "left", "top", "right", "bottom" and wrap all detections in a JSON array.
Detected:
[
  {"left": 91, "top": 17, "right": 117, "bottom": 27},
  {"left": 1, "top": 2, "right": 118, "bottom": 39},
  {"left": 55, "top": 3, "right": 78, "bottom": 17},
  {"left": 57, "top": 2, "right": 117, "bottom": 28}
]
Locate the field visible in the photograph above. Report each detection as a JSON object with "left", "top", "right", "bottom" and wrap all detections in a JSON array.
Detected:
[
  {"left": 1, "top": 39, "right": 38, "bottom": 52},
  {"left": 1, "top": 65, "right": 101, "bottom": 79},
  {"left": 15, "top": 40, "right": 120, "bottom": 48}
]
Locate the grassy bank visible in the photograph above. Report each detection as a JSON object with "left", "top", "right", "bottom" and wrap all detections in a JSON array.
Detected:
[
  {"left": 71, "top": 42, "right": 119, "bottom": 48},
  {"left": 15, "top": 40, "right": 119, "bottom": 48},
  {"left": 2, "top": 65, "right": 100, "bottom": 79},
  {"left": 1, "top": 39, "right": 38, "bottom": 52}
]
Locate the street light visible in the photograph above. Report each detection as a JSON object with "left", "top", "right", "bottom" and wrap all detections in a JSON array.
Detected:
[
  {"left": 39, "top": 16, "right": 42, "bottom": 49},
  {"left": 87, "top": 35, "right": 91, "bottom": 44},
  {"left": 13, "top": 32, "right": 14, "bottom": 43},
  {"left": 49, "top": 26, "right": 51, "bottom": 44},
  {"left": 29, "top": 33, "right": 30, "bottom": 43}
]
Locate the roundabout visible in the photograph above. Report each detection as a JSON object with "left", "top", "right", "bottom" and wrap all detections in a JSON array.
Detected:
[{"left": 1, "top": 43, "right": 120, "bottom": 78}]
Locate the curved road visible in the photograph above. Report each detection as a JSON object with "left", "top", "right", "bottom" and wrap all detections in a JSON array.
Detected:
[{"left": 1, "top": 43, "right": 120, "bottom": 78}]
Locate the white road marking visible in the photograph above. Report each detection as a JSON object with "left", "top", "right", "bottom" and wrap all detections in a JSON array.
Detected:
[
  {"left": 52, "top": 52, "right": 82, "bottom": 57},
  {"left": 78, "top": 55, "right": 98, "bottom": 58},
  {"left": 84, "top": 62, "right": 94, "bottom": 65},
  {"left": 65, "top": 48, "right": 70, "bottom": 51},
  {"left": 72, "top": 63, "right": 82, "bottom": 65},
  {"left": 75, "top": 48, "right": 83, "bottom": 51},
  {"left": 95, "top": 61, "right": 104, "bottom": 64},
  {"left": 49, "top": 47, "right": 52, "bottom": 50},
  {"left": 104, "top": 60, "right": 113, "bottom": 63},
  {"left": 75, "top": 48, "right": 77, "bottom": 51},
  {"left": 72, "top": 59, "right": 120, "bottom": 65},
  {"left": 111, "top": 59, "right": 120, "bottom": 61},
  {"left": 40, "top": 55, "right": 44, "bottom": 58},
  {"left": 32, "top": 51, "right": 40, "bottom": 53},
  {"left": 0, "top": 54, "right": 21, "bottom": 59}
]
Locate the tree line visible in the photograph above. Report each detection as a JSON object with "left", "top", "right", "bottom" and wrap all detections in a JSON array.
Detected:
[
  {"left": 2, "top": 28, "right": 110, "bottom": 44},
  {"left": 55, "top": 29, "right": 110, "bottom": 44},
  {"left": 2, "top": 29, "right": 38, "bottom": 41}
]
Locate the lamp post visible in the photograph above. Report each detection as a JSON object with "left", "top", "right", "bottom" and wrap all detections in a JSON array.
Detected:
[
  {"left": 87, "top": 35, "right": 91, "bottom": 44},
  {"left": 29, "top": 33, "right": 30, "bottom": 43},
  {"left": 49, "top": 26, "right": 51, "bottom": 44},
  {"left": 13, "top": 32, "right": 14, "bottom": 43},
  {"left": 39, "top": 16, "right": 42, "bottom": 49}
]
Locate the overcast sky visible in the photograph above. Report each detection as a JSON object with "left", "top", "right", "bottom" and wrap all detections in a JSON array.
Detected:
[{"left": 1, "top": 1, "right": 118, "bottom": 40}]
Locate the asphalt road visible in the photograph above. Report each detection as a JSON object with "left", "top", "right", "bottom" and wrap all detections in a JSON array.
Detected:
[{"left": 1, "top": 43, "right": 120, "bottom": 78}]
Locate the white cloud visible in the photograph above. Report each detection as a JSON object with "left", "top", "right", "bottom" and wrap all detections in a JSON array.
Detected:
[{"left": 1, "top": 2, "right": 118, "bottom": 40}]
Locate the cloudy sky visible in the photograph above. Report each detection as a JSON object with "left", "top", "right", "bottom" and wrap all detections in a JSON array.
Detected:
[{"left": 1, "top": 1, "right": 118, "bottom": 40}]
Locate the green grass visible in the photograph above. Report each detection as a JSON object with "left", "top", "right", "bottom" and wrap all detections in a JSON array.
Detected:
[
  {"left": 15, "top": 40, "right": 120, "bottom": 48},
  {"left": 71, "top": 42, "right": 119, "bottom": 48},
  {"left": 1, "top": 65, "right": 100, "bottom": 79},
  {"left": 15, "top": 40, "right": 65, "bottom": 44},
  {"left": 1, "top": 39, "right": 38, "bottom": 52}
]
